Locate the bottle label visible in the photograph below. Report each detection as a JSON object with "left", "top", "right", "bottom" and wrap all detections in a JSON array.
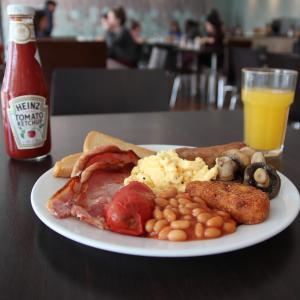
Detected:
[
  {"left": 7, "top": 95, "right": 48, "bottom": 149},
  {"left": 9, "top": 20, "right": 35, "bottom": 44}
]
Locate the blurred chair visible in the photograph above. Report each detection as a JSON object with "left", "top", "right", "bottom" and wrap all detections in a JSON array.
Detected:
[
  {"left": 217, "top": 47, "right": 264, "bottom": 110},
  {"left": 37, "top": 40, "right": 107, "bottom": 89},
  {"left": 51, "top": 69, "right": 169, "bottom": 115},
  {"left": 266, "top": 52, "right": 300, "bottom": 122},
  {"left": 147, "top": 47, "right": 168, "bottom": 69}
]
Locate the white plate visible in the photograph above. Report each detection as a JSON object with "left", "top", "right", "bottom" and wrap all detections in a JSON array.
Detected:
[{"left": 31, "top": 145, "right": 300, "bottom": 257}]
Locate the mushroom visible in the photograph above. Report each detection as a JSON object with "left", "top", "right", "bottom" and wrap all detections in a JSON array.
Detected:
[
  {"left": 222, "top": 149, "right": 251, "bottom": 169},
  {"left": 240, "top": 146, "right": 256, "bottom": 158},
  {"left": 216, "top": 156, "right": 238, "bottom": 181},
  {"left": 251, "top": 151, "right": 266, "bottom": 164},
  {"left": 244, "top": 162, "right": 281, "bottom": 199}
]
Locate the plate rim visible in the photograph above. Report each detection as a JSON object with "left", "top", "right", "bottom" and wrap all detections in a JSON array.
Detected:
[{"left": 31, "top": 144, "right": 300, "bottom": 257}]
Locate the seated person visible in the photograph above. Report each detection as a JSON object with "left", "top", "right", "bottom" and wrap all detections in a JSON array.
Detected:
[
  {"left": 184, "top": 19, "right": 200, "bottom": 41},
  {"left": 169, "top": 20, "right": 182, "bottom": 40},
  {"left": 201, "top": 9, "right": 224, "bottom": 50},
  {"left": 105, "top": 6, "right": 138, "bottom": 67},
  {"left": 34, "top": 10, "right": 48, "bottom": 38},
  {"left": 130, "top": 20, "right": 144, "bottom": 44}
]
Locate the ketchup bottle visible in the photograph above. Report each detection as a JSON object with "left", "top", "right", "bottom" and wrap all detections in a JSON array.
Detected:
[{"left": 1, "top": 5, "right": 51, "bottom": 160}]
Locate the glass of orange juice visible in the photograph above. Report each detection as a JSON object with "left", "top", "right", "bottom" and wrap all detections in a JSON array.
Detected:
[{"left": 242, "top": 68, "right": 298, "bottom": 155}]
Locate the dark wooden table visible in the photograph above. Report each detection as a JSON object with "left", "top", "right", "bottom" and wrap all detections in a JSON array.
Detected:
[{"left": 1, "top": 111, "right": 300, "bottom": 300}]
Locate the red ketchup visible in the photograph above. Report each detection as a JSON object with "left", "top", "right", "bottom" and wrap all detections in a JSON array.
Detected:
[{"left": 1, "top": 5, "right": 51, "bottom": 160}]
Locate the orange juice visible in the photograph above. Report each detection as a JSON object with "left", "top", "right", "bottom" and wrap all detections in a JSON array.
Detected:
[{"left": 242, "top": 88, "right": 294, "bottom": 151}]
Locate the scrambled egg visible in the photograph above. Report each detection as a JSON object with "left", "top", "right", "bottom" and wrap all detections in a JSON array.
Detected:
[{"left": 124, "top": 150, "right": 218, "bottom": 193}]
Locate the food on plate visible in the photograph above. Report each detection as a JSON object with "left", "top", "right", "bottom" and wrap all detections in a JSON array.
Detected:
[
  {"left": 83, "top": 131, "right": 155, "bottom": 158},
  {"left": 146, "top": 187, "right": 237, "bottom": 241},
  {"left": 47, "top": 136, "right": 281, "bottom": 243},
  {"left": 53, "top": 153, "right": 82, "bottom": 178},
  {"left": 105, "top": 181, "right": 155, "bottom": 236},
  {"left": 186, "top": 181, "right": 269, "bottom": 224},
  {"left": 53, "top": 131, "right": 155, "bottom": 178},
  {"left": 71, "top": 145, "right": 139, "bottom": 178},
  {"left": 215, "top": 147, "right": 281, "bottom": 198},
  {"left": 176, "top": 141, "right": 245, "bottom": 168},
  {"left": 244, "top": 162, "right": 281, "bottom": 199},
  {"left": 48, "top": 146, "right": 140, "bottom": 229},
  {"left": 124, "top": 150, "right": 218, "bottom": 193}
]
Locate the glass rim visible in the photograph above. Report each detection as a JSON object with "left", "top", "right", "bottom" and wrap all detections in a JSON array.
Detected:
[{"left": 242, "top": 67, "right": 298, "bottom": 77}]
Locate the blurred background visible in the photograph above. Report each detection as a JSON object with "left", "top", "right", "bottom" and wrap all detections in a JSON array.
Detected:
[{"left": 1, "top": 0, "right": 300, "bottom": 122}]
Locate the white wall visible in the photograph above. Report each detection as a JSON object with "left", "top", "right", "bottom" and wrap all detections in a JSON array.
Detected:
[{"left": 228, "top": 0, "right": 300, "bottom": 34}]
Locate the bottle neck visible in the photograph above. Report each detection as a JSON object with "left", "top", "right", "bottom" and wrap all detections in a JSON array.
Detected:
[{"left": 9, "top": 16, "right": 36, "bottom": 45}]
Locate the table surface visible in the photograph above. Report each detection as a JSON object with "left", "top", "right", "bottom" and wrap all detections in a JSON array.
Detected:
[{"left": 1, "top": 111, "right": 300, "bottom": 300}]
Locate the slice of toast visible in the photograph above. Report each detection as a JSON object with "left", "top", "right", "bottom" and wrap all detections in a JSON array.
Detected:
[
  {"left": 53, "top": 131, "right": 155, "bottom": 178},
  {"left": 53, "top": 152, "right": 82, "bottom": 178},
  {"left": 83, "top": 131, "right": 155, "bottom": 158}
]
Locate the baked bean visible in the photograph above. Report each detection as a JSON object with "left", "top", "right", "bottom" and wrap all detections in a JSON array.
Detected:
[
  {"left": 167, "top": 229, "right": 187, "bottom": 241},
  {"left": 145, "top": 219, "right": 156, "bottom": 233},
  {"left": 192, "top": 208, "right": 205, "bottom": 217},
  {"left": 206, "top": 216, "right": 224, "bottom": 227},
  {"left": 176, "top": 192, "right": 191, "bottom": 199},
  {"left": 178, "top": 197, "right": 190, "bottom": 205},
  {"left": 158, "top": 226, "right": 171, "bottom": 240},
  {"left": 193, "top": 196, "right": 205, "bottom": 204},
  {"left": 226, "top": 219, "right": 237, "bottom": 226},
  {"left": 223, "top": 222, "right": 236, "bottom": 234},
  {"left": 186, "top": 203, "right": 201, "bottom": 209},
  {"left": 163, "top": 208, "right": 177, "bottom": 222},
  {"left": 171, "top": 220, "right": 190, "bottom": 230},
  {"left": 158, "top": 187, "right": 177, "bottom": 199},
  {"left": 153, "top": 207, "right": 163, "bottom": 220},
  {"left": 204, "top": 227, "right": 222, "bottom": 239},
  {"left": 169, "top": 198, "right": 179, "bottom": 207},
  {"left": 154, "top": 197, "right": 169, "bottom": 207},
  {"left": 178, "top": 204, "right": 185, "bottom": 209},
  {"left": 153, "top": 220, "right": 169, "bottom": 232},
  {"left": 197, "top": 212, "right": 213, "bottom": 223},
  {"left": 179, "top": 207, "right": 192, "bottom": 215},
  {"left": 195, "top": 223, "right": 205, "bottom": 239},
  {"left": 216, "top": 210, "right": 230, "bottom": 219},
  {"left": 182, "top": 215, "right": 192, "bottom": 220},
  {"left": 171, "top": 207, "right": 179, "bottom": 214}
]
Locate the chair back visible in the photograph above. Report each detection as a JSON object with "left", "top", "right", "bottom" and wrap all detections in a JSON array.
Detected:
[
  {"left": 37, "top": 40, "right": 107, "bottom": 89},
  {"left": 148, "top": 47, "right": 168, "bottom": 69},
  {"left": 230, "top": 47, "right": 264, "bottom": 89},
  {"left": 266, "top": 52, "right": 300, "bottom": 122},
  {"left": 51, "top": 69, "right": 169, "bottom": 115}
]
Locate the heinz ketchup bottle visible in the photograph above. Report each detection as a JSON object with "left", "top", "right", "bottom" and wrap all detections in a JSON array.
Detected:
[{"left": 1, "top": 5, "right": 51, "bottom": 160}]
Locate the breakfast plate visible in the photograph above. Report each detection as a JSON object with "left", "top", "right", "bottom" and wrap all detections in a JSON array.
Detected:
[{"left": 31, "top": 145, "right": 300, "bottom": 257}]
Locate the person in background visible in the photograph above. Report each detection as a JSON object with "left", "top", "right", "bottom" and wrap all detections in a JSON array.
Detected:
[
  {"left": 43, "top": 0, "right": 57, "bottom": 37},
  {"left": 270, "top": 19, "right": 281, "bottom": 36},
  {"left": 169, "top": 20, "right": 182, "bottom": 40},
  {"left": 100, "top": 13, "right": 108, "bottom": 31},
  {"left": 201, "top": 9, "right": 224, "bottom": 49},
  {"left": 184, "top": 19, "right": 199, "bottom": 41},
  {"left": 130, "top": 20, "right": 143, "bottom": 44},
  {"left": 105, "top": 6, "right": 138, "bottom": 66},
  {"left": 34, "top": 10, "right": 48, "bottom": 38}
]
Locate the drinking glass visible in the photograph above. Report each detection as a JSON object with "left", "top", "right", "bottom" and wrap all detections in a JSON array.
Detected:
[{"left": 242, "top": 68, "right": 298, "bottom": 156}]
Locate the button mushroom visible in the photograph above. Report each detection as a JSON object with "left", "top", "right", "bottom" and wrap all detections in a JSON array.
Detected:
[
  {"left": 222, "top": 149, "right": 251, "bottom": 169},
  {"left": 240, "top": 146, "right": 256, "bottom": 158},
  {"left": 216, "top": 156, "right": 238, "bottom": 181},
  {"left": 244, "top": 162, "right": 281, "bottom": 199},
  {"left": 251, "top": 151, "right": 266, "bottom": 164}
]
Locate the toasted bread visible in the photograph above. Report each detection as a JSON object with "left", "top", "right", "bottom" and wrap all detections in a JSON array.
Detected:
[
  {"left": 83, "top": 131, "right": 155, "bottom": 158},
  {"left": 53, "top": 153, "right": 82, "bottom": 178},
  {"left": 53, "top": 131, "right": 155, "bottom": 178}
]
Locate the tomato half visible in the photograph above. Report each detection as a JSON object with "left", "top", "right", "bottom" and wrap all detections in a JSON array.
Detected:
[{"left": 105, "top": 181, "right": 155, "bottom": 236}]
